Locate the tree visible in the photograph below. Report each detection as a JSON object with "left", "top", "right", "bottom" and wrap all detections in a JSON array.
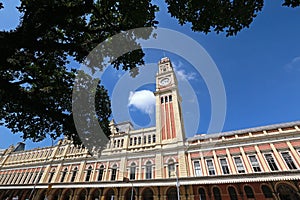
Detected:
[{"left": 0, "top": 0, "right": 299, "bottom": 145}]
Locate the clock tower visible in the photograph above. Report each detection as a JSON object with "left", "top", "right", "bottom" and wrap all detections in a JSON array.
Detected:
[{"left": 155, "top": 57, "right": 186, "bottom": 144}]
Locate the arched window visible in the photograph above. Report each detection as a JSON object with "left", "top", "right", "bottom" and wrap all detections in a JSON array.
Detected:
[
  {"left": 152, "top": 134, "right": 156, "bottom": 143},
  {"left": 261, "top": 185, "right": 273, "bottom": 198},
  {"left": 148, "top": 135, "right": 151, "bottom": 143},
  {"left": 111, "top": 164, "right": 117, "bottom": 181},
  {"left": 198, "top": 188, "right": 206, "bottom": 200},
  {"left": 98, "top": 165, "right": 105, "bottom": 181},
  {"left": 130, "top": 163, "right": 136, "bottom": 180},
  {"left": 70, "top": 167, "right": 78, "bottom": 182},
  {"left": 144, "top": 136, "right": 147, "bottom": 144},
  {"left": 145, "top": 161, "right": 152, "bottom": 179},
  {"left": 168, "top": 159, "right": 175, "bottom": 178},
  {"left": 130, "top": 138, "right": 133, "bottom": 146},
  {"left": 213, "top": 187, "right": 222, "bottom": 200},
  {"left": 244, "top": 186, "right": 254, "bottom": 198},
  {"left": 48, "top": 170, "right": 55, "bottom": 183},
  {"left": 85, "top": 166, "right": 92, "bottom": 182},
  {"left": 60, "top": 168, "right": 68, "bottom": 182},
  {"left": 169, "top": 95, "right": 172, "bottom": 102},
  {"left": 134, "top": 137, "right": 137, "bottom": 145},
  {"left": 166, "top": 188, "right": 177, "bottom": 200},
  {"left": 228, "top": 186, "right": 238, "bottom": 200},
  {"left": 138, "top": 137, "right": 141, "bottom": 145}
]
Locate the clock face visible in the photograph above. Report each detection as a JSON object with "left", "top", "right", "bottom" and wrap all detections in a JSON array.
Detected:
[{"left": 159, "top": 77, "right": 170, "bottom": 86}]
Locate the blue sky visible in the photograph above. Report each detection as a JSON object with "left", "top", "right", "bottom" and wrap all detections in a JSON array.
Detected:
[{"left": 1, "top": 1, "right": 300, "bottom": 150}]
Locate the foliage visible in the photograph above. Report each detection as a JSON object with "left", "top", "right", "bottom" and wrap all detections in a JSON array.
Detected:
[{"left": 0, "top": 0, "right": 299, "bottom": 145}]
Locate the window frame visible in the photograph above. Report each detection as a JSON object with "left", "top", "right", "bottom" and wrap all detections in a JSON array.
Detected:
[
  {"left": 280, "top": 151, "right": 298, "bottom": 170},
  {"left": 219, "top": 158, "right": 230, "bottom": 175},
  {"left": 263, "top": 153, "right": 279, "bottom": 171},
  {"left": 193, "top": 160, "right": 202, "bottom": 177},
  {"left": 233, "top": 156, "right": 246, "bottom": 173},
  {"left": 206, "top": 159, "right": 216, "bottom": 175},
  {"left": 248, "top": 155, "right": 262, "bottom": 172}
]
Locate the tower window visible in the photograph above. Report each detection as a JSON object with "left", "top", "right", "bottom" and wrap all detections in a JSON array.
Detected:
[
  {"left": 111, "top": 165, "right": 117, "bottom": 181},
  {"left": 169, "top": 95, "right": 172, "bottom": 102},
  {"left": 165, "top": 96, "right": 168, "bottom": 102},
  {"left": 161, "top": 97, "right": 164, "bottom": 104},
  {"left": 152, "top": 134, "right": 156, "bottom": 143}
]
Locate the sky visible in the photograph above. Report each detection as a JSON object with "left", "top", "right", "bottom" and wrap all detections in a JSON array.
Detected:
[{"left": 1, "top": 1, "right": 300, "bottom": 150}]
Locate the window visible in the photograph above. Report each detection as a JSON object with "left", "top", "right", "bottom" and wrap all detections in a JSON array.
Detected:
[
  {"left": 248, "top": 155, "right": 261, "bottom": 172},
  {"left": 138, "top": 137, "right": 141, "bottom": 145},
  {"left": 113, "top": 140, "right": 116, "bottom": 148},
  {"left": 144, "top": 136, "right": 147, "bottom": 144},
  {"left": 244, "top": 186, "right": 255, "bottom": 198},
  {"left": 169, "top": 95, "right": 172, "bottom": 102},
  {"left": 85, "top": 166, "right": 93, "bottom": 181},
  {"left": 130, "top": 138, "right": 133, "bottom": 146},
  {"left": 261, "top": 185, "right": 273, "bottom": 198},
  {"left": 220, "top": 158, "right": 230, "bottom": 174},
  {"left": 198, "top": 188, "right": 206, "bottom": 200},
  {"left": 165, "top": 96, "right": 168, "bottom": 103},
  {"left": 98, "top": 165, "right": 104, "bottom": 181},
  {"left": 60, "top": 168, "right": 68, "bottom": 182},
  {"left": 228, "top": 186, "right": 238, "bottom": 200},
  {"left": 234, "top": 157, "right": 245, "bottom": 173},
  {"left": 148, "top": 135, "right": 151, "bottom": 144},
  {"left": 161, "top": 97, "right": 164, "bottom": 104},
  {"left": 121, "top": 139, "right": 124, "bottom": 147},
  {"left": 281, "top": 152, "right": 297, "bottom": 170},
  {"left": 130, "top": 163, "right": 136, "bottom": 180},
  {"left": 48, "top": 170, "right": 55, "bottom": 183},
  {"left": 213, "top": 187, "right": 222, "bottom": 200},
  {"left": 70, "top": 167, "right": 78, "bottom": 182},
  {"left": 206, "top": 159, "right": 215, "bottom": 175},
  {"left": 134, "top": 137, "right": 137, "bottom": 145},
  {"left": 117, "top": 140, "right": 120, "bottom": 147},
  {"left": 168, "top": 160, "right": 176, "bottom": 178},
  {"left": 111, "top": 165, "right": 117, "bottom": 181},
  {"left": 152, "top": 134, "right": 156, "bottom": 143},
  {"left": 145, "top": 161, "right": 152, "bottom": 179},
  {"left": 264, "top": 154, "right": 279, "bottom": 171},
  {"left": 193, "top": 161, "right": 202, "bottom": 176}
]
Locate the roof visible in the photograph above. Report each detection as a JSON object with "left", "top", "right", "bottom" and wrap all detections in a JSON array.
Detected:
[{"left": 189, "top": 120, "right": 300, "bottom": 141}]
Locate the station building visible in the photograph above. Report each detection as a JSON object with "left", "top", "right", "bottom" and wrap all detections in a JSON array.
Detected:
[{"left": 1, "top": 58, "right": 300, "bottom": 200}]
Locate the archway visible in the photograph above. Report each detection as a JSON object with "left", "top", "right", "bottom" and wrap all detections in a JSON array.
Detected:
[
  {"left": 142, "top": 188, "right": 154, "bottom": 200},
  {"left": 90, "top": 189, "right": 101, "bottom": 200},
  {"left": 166, "top": 187, "right": 177, "bottom": 200},
  {"left": 124, "top": 188, "right": 136, "bottom": 200},
  {"left": 77, "top": 189, "right": 87, "bottom": 200},
  {"left": 105, "top": 189, "right": 115, "bottom": 200},
  {"left": 61, "top": 189, "right": 73, "bottom": 200},
  {"left": 277, "top": 184, "right": 300, "bottom": 200}
]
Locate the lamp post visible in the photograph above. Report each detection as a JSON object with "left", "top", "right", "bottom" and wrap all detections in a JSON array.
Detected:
[
  {"left": 175, "top": 168, "right": 180, "bottom": 200},
  {"left": 123, "top": 177, "right": 134, "bottom": 200}
]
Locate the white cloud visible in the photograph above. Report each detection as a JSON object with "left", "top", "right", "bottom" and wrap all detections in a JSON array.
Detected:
[
  {"left": 285, "top": 56, "right": 300, "bottom": 72},
  {"left": 172, "top": 61, "right": 196, "bottom": 81},
  {"left": 128, "top": 90, "right": 155, "bottom": 115}
]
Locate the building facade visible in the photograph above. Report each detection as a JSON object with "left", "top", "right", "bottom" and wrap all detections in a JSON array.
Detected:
[{"left": 1, "top": 57, "right": 300, "bottom": 200}]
